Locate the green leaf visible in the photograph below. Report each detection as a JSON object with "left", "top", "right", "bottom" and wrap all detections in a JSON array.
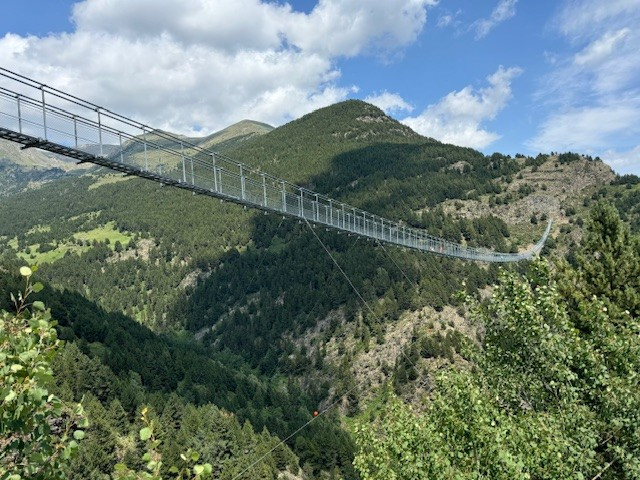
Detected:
[
  {"left": 73, "top": 430, "right": 85, "bottom": 440},
  {"left": 193, "top": 465, "right": 204, "bottom": 475},
  {"left": 32, "top": 282, "right": 44, "bottom": 293},
  {"left": 191, "top": 451, "right": 200, "bottom": 462},
  {"left": 10, "top": 364, "right": 23, "bottom": 372},
  {"left": 3, "top": 390, "right": 16, "bottom": 403},
  {"left": 140, "top": 427, "right": 152, "bottom": 441},
  {"left": 32, "top": 301, "right": 45, "bottom": 311}
]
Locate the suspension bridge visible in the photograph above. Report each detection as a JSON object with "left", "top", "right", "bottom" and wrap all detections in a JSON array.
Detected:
[{"left": 0, "top": 68, "right": 551, "bottom": 262}]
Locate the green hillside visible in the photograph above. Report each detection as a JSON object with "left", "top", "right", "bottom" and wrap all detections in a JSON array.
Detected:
[{"left": 0, "top": 138, "right": 90, "bottom": 196}]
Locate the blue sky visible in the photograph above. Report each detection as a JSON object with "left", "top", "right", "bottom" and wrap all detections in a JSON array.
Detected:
[{"left": 1, "top": 0, "right": 639, "bottom": 173}]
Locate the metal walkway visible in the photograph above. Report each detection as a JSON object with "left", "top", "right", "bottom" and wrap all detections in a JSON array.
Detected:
[{"left": 0, "top": 67, "right": 551, "bottom": 262}]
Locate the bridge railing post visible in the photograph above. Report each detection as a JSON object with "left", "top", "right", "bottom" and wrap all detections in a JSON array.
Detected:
[
  {"left": 143, "top": 128, "right": 149, "bottom": 171},
  {"left": 181, "top": 142, "right": 186, "bottom": 183},
  {"left": 40, "top": 87, "right": 48, "bottom": 141},
  {"left": 329, "top": 199, "right": 333, "bottom": 226},
  {"left": 16, "top": 95, "right": 22, "bottom": 134},
  {"left": 281, "top": 181, "right": 286, "bottom": 212},
  {"left": 262, "top": 174, "right": 267, "bottom": 207},
  {"left": 353, "top": 208, "right": 356, "bottom": 232},
  {"left": 212, "top": 154, "right": 218, "bottom": 192},
  {"left": 298, "top": 189, "right": 303, "bottom": 218},
  {"left": 240, "top": 165, "right": 246, "bottom": 200},
  {"left": 73, "top": 115, "right": 78, "bottom": 148},
  {"left": 96, "top": 108, "right": 103, "bottom": 157}
]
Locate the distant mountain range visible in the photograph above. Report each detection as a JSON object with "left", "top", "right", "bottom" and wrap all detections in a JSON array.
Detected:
[{"left": 0, "top": 119, "right": 274, "bottom": 196}]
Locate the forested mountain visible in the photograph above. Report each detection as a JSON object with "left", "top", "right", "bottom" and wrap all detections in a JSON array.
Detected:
[{"left": 1, "top": 100, "right": 639, "bottom": 478}]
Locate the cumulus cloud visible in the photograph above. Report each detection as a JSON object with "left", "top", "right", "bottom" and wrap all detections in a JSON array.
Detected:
[
  {"left": 364, "top": 91, "right": 413, "bottom": 115},
  {"left": 0, "top": 0, "right": 435, "bottom": 135},
  {"left": 402, "top": 66, "right": 521, "bottom": 149},
  {"left": 473, "top": 0, "right": 518, "bottom": 39}
]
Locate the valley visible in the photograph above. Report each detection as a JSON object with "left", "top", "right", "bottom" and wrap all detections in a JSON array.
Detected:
[{"left": 1, "top": 100, "right": 639, "bottom": 479}]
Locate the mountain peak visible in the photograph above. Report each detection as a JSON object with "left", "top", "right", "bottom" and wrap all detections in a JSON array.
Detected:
[
  {"left": 280, "top": 99, "right": 420, "bottom": 143},
  {"left": 197, "top": 119, "right": 274, "bottom": 151}
]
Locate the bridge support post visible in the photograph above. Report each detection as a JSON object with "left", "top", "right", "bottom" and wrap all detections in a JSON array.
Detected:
[
  {"left": 40, "top": 87, "right": 47, "bottom": 141},
  {"left": 16, "top": 95, "right": 22, "bottom": 134},
  {"left": 298, "top": 190, "right": 303, "bottom": 218},
  {"left": 73, "top": 115, "right": 78, "bottom": 148},
  {"left": 96, "top": 108, "right": 103, "bottom": 157},
  {"left": 329, "top": 200, "right": 333, "bottom": 225},
  {"left": 143, "top": 129, "right": 149, "bottom": 171},
  {"left": 212, "top": 154, "right": 218, "bottom": 191},
  {"left": 281, "top": 181, "right": 286, "bottom": 212},
  {"left": 181, "top": 142, "right": 186, "bottom": 183},
  {"left": 240, "top": 165, "right": 246, "bottom": 200},
  {"left": 262, "top": 174, "right": 267, "bottom": 207}
]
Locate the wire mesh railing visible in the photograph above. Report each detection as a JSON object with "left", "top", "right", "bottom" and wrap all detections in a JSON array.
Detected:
[{"left": 0, "top": 67, "right": 551, "bottom": 262}]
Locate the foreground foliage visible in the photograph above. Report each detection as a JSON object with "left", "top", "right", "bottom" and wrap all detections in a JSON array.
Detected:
[
  {"left": 354, "top": 203, "right": 640, "bottom": 479},
  {"left": 0, "top": 266, "right": 87, "bottom": 479}
]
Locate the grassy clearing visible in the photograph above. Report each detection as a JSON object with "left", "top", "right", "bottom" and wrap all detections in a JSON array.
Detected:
[
  {"left": 12, "top": 221, "right": 133, "bottom": 265},
  {"left": 17, "top": 243, "right": 91, "bottom": 264},
  {"left": 69, "top": 211, "right": 101, "bottom": 222},
  {"left": 26, "top": 224, "right": 51, "bottom": 235},
  {"left": 88, "top": 174, "right": 136, "bottom": 190},
  {"left": 73, "top": 221, "right": 132, "bottom": 246}
]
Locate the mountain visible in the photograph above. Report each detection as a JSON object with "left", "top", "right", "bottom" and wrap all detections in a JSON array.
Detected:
[
  {"left": 195, "top": 119, "right": 274, "bottom": 151},
  {"left": 0, "top": 138, "right": 91, "bottom": 196},
  {"left": 1, "top": 100, "right": 638, "bottom": 478}
]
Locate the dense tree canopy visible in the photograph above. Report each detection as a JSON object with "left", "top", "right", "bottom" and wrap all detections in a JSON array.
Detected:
[{"left": 354, "top": 203, "right": 640, "bottom": 479}]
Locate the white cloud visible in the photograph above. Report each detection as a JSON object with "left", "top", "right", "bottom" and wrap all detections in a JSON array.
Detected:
[
  {"left": 530, "top": 0, "right": 640, "bottom": 174},
  {"left": 528, "top": 101, "right": 640, "bottom": 153},
  {"left": 573, "top": 28, "right": 631, "bottom": 66},
  {"left": 437, "top": 15, "right": 453, "bottom": 28},
  {"left": 364, "top": 91, "right": 413, "bottom": 115},
  {"left": 600, "top": 144, "right": 640, "bottom": 175},
  {"left": 556, "top": 0, "right": 640, "bottom": 39},
  {"left": 402, "top": 66, "right": 521, "bottom": 149},
  {"left": 473, "top": 0, "right": 518, "bottom": 39},
  {"left": 0, "top": 0, "right": 436, "bottom": 135},
  {"left": 437, "top": 9, "right": 463, "bottom": 32}
]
